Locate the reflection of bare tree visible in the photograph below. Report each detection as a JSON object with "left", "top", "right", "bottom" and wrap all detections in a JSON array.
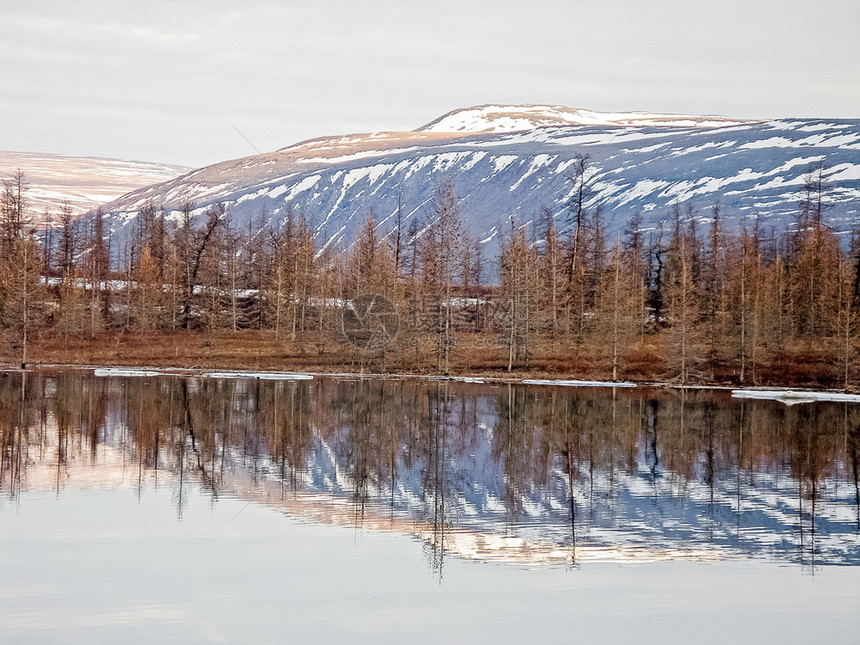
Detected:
[
  {"left": 1, "top": 374, "right": 24, "bottom": 498},
  {"left": 494, "top": 385, "right": 543, "bottom": 524},
  {"left": 785, "top": 405, "right": 841, "bottom": 571},
  {"left": 425, "top": 382, "right": 449, "bottom": 579},
  {"left": 4, "top": 372, "right": 860, "bottom": 568},
  {"left": 849, "top": 417, "right": 860, "bottom": 533},
  {"left": 324, "top": 380, "right": 400, "bottom": 523},
  {"left": 255, "top": 379, "right": 312, "bottom": 496}
]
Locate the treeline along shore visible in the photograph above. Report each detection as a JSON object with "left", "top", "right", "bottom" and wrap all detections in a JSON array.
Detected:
[{"left": 2, "top": 161, "right": 860, "bottom": 387}]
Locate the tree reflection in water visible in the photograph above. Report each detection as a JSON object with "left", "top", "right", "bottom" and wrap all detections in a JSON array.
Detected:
[{"left": 2, "top": 371, "right": 860, "bottom": 572}]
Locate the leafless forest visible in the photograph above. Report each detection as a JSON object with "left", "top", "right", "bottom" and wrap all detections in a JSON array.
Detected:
[{"left": 1, "top": 161, "right": 858, "bottom": 386}]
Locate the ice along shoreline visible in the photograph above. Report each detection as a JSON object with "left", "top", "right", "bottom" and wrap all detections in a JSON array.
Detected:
[{"left": 6, "top": 364, "right": 860, "bottom": 403}]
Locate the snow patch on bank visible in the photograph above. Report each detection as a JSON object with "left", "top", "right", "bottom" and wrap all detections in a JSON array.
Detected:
[
  {"left": 204, "top": 371, "right": 313, "bottom": 381},
  {"left": 732, "top": 389, "right": 860, "bottom": 404},
  {"left": 523, "top": 379, "right": 636, "bottom": 388},
  {"left": 93, "top": 367, "right": 313, "bottom": 381},
  {"left": 93, "top": 368, "right": 164, "bottom": 378}
]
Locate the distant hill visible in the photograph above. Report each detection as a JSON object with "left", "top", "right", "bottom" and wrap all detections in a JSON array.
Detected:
[
  {"left": 88, "top": 105, "right": 860, "bottom": 262},
  {"left": 0, "top": 150, "right": 189, "bottom": 224}
]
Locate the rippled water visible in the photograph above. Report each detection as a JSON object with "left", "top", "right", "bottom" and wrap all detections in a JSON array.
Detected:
[{"left": 1, "top": 370, "right": 859, "bottom": 643}]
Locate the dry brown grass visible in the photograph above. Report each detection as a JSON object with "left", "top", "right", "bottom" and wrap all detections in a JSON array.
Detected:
[
  {"left": 1, "top": 328, "right": 848, "bottom": 387},
  {"left": 16, "top": 330, "right": 344, "bottom": 372}
]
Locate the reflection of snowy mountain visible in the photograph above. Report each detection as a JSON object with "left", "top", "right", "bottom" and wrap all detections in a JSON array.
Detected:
[
  {"left": 90, "top": 105, "right": 860, "bottom": 269},
  {"left": 203, "top": 379, "right": 860, "bottom": 566},
  {"left": 290, "top": 428, "right": 859, "bottom": 567},
  {"left": 11, "top": 373, "right": 860, "bottom": 567}
]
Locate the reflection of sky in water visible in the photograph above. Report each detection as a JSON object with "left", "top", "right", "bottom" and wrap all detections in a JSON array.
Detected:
[{"left": 2, "top": 486, "right": 860, "bottom": 644}]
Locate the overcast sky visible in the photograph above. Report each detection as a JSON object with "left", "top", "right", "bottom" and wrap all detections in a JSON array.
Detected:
[{"left": 2, "top": 0, "right": 858, "bottom": 168}]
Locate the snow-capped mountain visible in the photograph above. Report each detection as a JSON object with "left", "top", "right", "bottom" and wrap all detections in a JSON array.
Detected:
[
  {"left": 91, "top": 105, "right": 860, "bottom": 261},
  {"left": 419, "top": 104, "right": 756, "bottom": 133},
  {"left": 0, "top": 150, "right": 189, "bottom": 223}
]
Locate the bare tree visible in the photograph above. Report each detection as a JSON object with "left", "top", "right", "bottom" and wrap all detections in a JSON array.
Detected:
[
  {"left": 420, "top": 179, "right": 463, "bottom": 375},
  {"left": 566, "top": 152, "right": 593, "bottom": 339},
  {"left": 538, "top": 205, "right": 565, "bottom": 346},
  {"left": 0, "top": 173, "right": 40, "bottom": 366},
  {"left": 174, "top": 200, "right": 224, "bottom": 329},
  {"left": 499, "top": 218, "right": 538, "bottom": 371},
  {"left": 592, "top": 237, "right": 638, "bottom": 380},
  {"left": 665, "top": 219, "right": 702, "bottom": 384}
]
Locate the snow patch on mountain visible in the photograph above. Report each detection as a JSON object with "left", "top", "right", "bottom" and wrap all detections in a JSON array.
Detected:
[
  {"left": 419, "top": 104, "right": 754, "bottom": 134},
  {"left": 828, "top": 163, "right": 860, "bottom": 182}
]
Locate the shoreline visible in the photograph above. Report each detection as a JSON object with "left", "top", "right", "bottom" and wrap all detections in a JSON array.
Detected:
[
  {"left": 2, "top": 329, "right": 856, "bottom": 393},
  {"left": 7, "top": 362, "right": 860, "bottom": 402}
]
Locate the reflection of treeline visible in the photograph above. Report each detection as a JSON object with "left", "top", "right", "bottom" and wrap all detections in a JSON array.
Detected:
[
  {"left": 492, "top": 386, "right": 858, "bottom": 513},
  {"left": 3, "top": 164, "right": 860, "bottom": 386},
  {"left": 3, "top": 374, "right": 859, "bottom": 530}
]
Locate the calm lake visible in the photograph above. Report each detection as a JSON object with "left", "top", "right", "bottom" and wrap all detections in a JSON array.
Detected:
[{"left": 1, "top": 370, "right": 859, "bottom": 643}]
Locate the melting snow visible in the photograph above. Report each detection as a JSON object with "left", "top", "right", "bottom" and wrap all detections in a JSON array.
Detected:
[
  {"left": 732, "top": 389, "right": 860, "bottom": 404},
  {"left": 522, "top": 379, "right": 636, "bottom": 388},
  {"left": 491, "top": 155, "right": 518, "bottom": 173},
  {"left": 460, "top": 151, "right": 488, "bottom": 172},
  {"left": 204, "top": 371, "right": 313, "bottom": 381},
  {"left": 431, "top": 151, "right": 470, "bottom": 173},
  {"left": 739, "top": 137, "right": 794, "bottom": 149},
  {"left": 94, "top": 368, "right": 164, "bottom": 378},
  {"left": 479, "top": 226, "right": 499, "bottom": 244},
  {"left": 510, "top": 154, "right": 555, "bottom": 191},
  {"left": 611, "top": 179, "right": 670, "bottom": 206},
  {"left": 827, "top": 163, "right": 860, "bottom": 182},
  {"left": 341, "top": 167, "right": 374, "bottom": 190},
  {"left": 419, "top": 104, "right": 751, "bottom": 134}
]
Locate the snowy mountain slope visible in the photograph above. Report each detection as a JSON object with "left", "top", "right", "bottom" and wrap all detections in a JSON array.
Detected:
[
  {"left": 0, "top": 150, "right": 189, "bottom": 223},
  {"left": 92, "top": 106, "right": 860, "bottom": 265}
]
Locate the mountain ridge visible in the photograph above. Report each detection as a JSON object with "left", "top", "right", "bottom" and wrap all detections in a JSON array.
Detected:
[{"left": 80, "top": 106, "right": 860, "bottom": 265}]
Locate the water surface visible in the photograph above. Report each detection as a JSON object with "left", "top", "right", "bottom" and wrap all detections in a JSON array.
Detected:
[{"left": 1, "top": 371, "right": 859, "bottom": 643}]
